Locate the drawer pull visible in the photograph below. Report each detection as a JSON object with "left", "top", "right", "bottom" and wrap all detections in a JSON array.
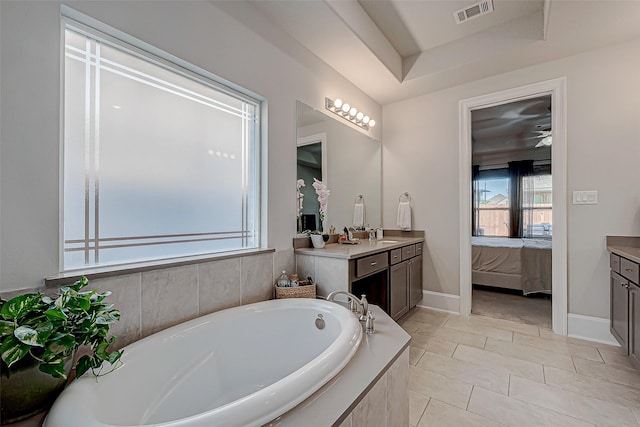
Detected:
[
  {"left": 626, "top": 268, "right": 634, "bottom": 273},
  {"left": 393, "top": 255, "right": 398, "bottom": 259},
  {"left": 371, "top": 262, "right": 377, "bottom": 266}
]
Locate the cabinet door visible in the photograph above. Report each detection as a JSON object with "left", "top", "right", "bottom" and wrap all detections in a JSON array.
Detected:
[
  {"left": 390, "top": 261, "right": 409, "bottom": 320},
  {"left": 610, "top": 271, "right": 629, "bottom": 352},
  {"left": 409, "top": 255, "right": 423, "bottom": 308},
  {"left": 630, "top": 284, "right": 640, "bottom": 368}
]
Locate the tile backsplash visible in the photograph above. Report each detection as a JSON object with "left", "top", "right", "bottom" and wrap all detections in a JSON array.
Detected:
[{"left": 1, "top": 249, "right": 294, "bottom": 350}]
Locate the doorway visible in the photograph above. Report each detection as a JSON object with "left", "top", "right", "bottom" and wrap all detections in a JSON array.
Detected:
[{"left": 459, "top": 79, "right": 567, "bottom": 335}]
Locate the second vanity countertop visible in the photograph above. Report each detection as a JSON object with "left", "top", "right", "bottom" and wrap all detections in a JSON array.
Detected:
[
  {"left": 607, "top": 236, "right": 640, "bottom": 264},
  {"left": 295, "top": 236, "right": 424, "bottom": 260}
]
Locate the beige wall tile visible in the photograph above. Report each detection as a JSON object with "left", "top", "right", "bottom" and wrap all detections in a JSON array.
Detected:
[
  {"left": 198, "top": 258, "right": 241, "bottom": 315},
  {"left": 352, "top": 372, "right": 386, "bottom": 427},
  {"left": 387, "top": 349, "right": 409, "bottom": 427},
  {"left": 417, "top": 399, "right": 501, "bottom": 427},
  {"left": 468, "top": 386, "right": 594, "bottom": 427},
  {"left": 95, "top": 273, "right": 142, "bottom": 348},
  {"left": 409, "top": 366, "right": 472, "bottom": 409},
  {"left": 141, "top": 265, "right": 198, "bottom": 336},
  {"left": 484, "top": 337, "right": 575, "bottom": 372},
  {"left": 273, "top": 248, "right": 295, "bottom": 284},
  {"left": 453, "top": 345, "right": 544, "bottom": 383},
  {"left": 240, "top": 253, "right": 274, "bottom": 304},
  {"left": 416, "top": 324, "right": 487, "bottom": 349},
  {"left": 409, "top": 391, "right": 429, "bottom": 427},
  {"left": 314, "top": 257, "right": 349, "bottom": 297},
  {"left": 417, "top": 351, "right": 509, "bottom": 395},
  {"left": 294, "top": 254, "right": 316, "bottom": 282},
  {"left": 509, "top": 375, "right": 638, "bottom": 427}
]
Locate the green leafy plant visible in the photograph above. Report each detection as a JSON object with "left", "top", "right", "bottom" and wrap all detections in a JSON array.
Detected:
[{"left": 0, "top": 276, "right": 122, "bottom": 379}]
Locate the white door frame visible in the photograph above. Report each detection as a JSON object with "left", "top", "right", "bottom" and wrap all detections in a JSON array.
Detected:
[{"left": 458, "top": 78, "right": 568, "bottom": 335}]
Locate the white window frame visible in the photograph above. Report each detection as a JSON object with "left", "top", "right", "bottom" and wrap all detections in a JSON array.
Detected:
[{"left": 60, "top": 9, "right": 266, "bottom": 272}]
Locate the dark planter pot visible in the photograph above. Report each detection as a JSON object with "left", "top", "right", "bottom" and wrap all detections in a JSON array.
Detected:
[{"left": 0, "top": 355, "right": 72, "bottom": 425}]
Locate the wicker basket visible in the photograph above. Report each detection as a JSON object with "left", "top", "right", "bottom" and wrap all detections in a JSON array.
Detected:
[{"left": 275, "top": 282, "right": 316, "bottom": 299}]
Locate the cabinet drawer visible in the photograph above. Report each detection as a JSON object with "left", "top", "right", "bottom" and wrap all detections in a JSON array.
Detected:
[
  {"left": 621, "top": 257, "right": 640, "bottom": 284},
  {"left": 401, "top": 244, "right": 416, "bottom": 261},
  {"left": 390, "top": 249, "right": 402, "bottom": 265},
  {"left": 610, "top": 254, "right": 621, "bottom": 273},
  {"left": 416, "top": 242, "right": 423, "bottom": 256},
  {"left": 356, "top": 252, "right": 388, "bottom": 278}
]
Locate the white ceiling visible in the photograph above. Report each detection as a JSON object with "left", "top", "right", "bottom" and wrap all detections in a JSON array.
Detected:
[{"left": 249, "top": 0, "right": 640, "bottom": 105}]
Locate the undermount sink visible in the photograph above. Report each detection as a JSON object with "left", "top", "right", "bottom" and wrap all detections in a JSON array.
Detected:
[{"left": 380, "top": 240, "right": 398, "bottom": 244}]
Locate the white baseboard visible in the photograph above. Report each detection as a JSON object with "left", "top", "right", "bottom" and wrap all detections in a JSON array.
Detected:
[
  {"left": 417, "top": 290, "right": 460, "bottom": 314},
  {"left": 567, "top": 313, "right": 619, "bottom": 346}
]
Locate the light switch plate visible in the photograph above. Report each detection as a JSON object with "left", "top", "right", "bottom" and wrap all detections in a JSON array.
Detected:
[{"left": 573, "top": 190, "right": 598, "bottom": 205}]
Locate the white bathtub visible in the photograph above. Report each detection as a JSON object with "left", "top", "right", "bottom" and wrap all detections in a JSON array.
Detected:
[{"left": 44, "top": 298, "right": 363, "bottom": 427}]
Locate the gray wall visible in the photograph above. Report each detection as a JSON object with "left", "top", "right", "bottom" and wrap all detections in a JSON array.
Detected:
[
  {"left": 0, "top": 0, "right": 380, "bottom": 293},
  {"left": 382, "top": 36, "right": 640, "bottom": 319}
]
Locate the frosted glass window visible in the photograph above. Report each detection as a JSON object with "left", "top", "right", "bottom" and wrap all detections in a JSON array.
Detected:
[{"left": 63, "top": 25, "right": 261, "bottom": 270}]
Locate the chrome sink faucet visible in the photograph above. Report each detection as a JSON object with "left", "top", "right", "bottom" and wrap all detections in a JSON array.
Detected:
[{"left": 326, "top": 290, "right": 369, "bottom": 321}]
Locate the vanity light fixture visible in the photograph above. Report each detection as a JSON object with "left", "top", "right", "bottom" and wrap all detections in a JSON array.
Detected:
[{"left": 325, "top": 97, "right": 376, "bottom": 131}]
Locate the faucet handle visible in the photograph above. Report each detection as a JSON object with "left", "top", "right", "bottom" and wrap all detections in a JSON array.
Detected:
[
  {"left": 365, "top": 310, "right": 375, "bottom": 334},
  {"left": 349, "top": 298, "right": 358, "bottom": 313}
]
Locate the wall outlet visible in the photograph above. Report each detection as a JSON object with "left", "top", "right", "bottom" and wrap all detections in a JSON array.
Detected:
[{"left": 573, "top": 190, "right": 598, "bottom": 205}]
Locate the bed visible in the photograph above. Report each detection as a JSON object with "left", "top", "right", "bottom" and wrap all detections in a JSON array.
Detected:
[{"left": 472, "top": 236, "right": 552, "bottom": 295}]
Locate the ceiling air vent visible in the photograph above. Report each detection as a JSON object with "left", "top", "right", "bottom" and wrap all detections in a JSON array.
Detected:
[{"left": 454, "top": 0, "right": 494, "bottom": 24}]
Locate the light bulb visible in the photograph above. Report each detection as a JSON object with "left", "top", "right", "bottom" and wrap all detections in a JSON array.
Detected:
[
  {"left": 334, "top": 98, "right": 343, "bottom": 110},
  {"left": 341, "top": 103, "right": 350, "bottom": 113},
  {"left": 349, "top": 107, "right": 357, "bottom": 117},
  {"left": 363, "top": 115, "right": 370, "bottom": 124},
  {"left": 356, "top": 112, "right": 364, "bottom": 121},
  {"left": 369, "top": 119, "right": 376, "bottom": 127}
]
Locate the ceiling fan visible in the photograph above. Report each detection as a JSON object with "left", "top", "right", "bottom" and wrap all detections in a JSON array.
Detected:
[{"left": 533, "top": 130, "right": 552, "bottom": 148}]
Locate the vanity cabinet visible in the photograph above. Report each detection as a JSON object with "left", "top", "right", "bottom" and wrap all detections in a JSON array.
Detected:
[
  {"left": 609, "top": 251, "right": 640, "bottom": 368},
  {"left": 389, "top": 243, "right": 423, "bottom": 320}
]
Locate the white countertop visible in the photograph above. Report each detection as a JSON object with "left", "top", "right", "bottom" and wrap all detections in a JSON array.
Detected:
[
  {"left": 264, "top": 304, "right": 411, "bottom": 426},
  {"left": 295, "top": 237, "right": 424, "bottom": 260},
  {"left": 606, "top": 236, "right": 640, "bottom": 264}
]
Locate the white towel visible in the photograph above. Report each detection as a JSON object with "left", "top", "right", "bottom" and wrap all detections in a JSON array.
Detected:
[
  {"left": 397, "top": 201, "right": 412, "bottom": 231},
  {"left": 353, "top": 202, "right": 365, "bottom": 228}
]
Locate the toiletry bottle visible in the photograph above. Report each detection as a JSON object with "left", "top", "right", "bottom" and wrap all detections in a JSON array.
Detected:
[
  {"left": 277, "top": 270, "right": 290, "bottom": 287},
  {"left": 290, "top": 273, "right": 299, "bottom": 287},
  {"left": 376, "top": 227, "right": 383, "bottom": 240}
]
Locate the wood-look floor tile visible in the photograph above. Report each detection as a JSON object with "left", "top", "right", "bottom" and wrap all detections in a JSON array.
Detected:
[
  {"left": 597, "top": 347, "right": 636, "bottom": 370},
  {"left": 416, "top": 351, "right": 510, "bottom": 395},
  {"left": 468, "top": 314, "right": 540, "bottom": 336},
  {"left": 409, "top": 332, "right": 458, "bottom": 357},
  {"left": 400, "top": 319, "right": 422, "bottom": 333},
  {"left": 417, "top": 399, "right": 503, "bottom": 427},
  {"left": 409, "top": 346, "right": 426, "bottom": 366},
  {"left": 409, "top": 365, "right": 473, "bottom": 409},
  {"left": 409, "top": 391, "right": 429, "bottom": 427},
  {"left": 405, "top": 309, "right": 451, "bottom": 327},
  {"left": 544, "top": 365, "right": 640, "bottom": 411},
  {"left": 468, "top": 386, "right": 595, "bottom": 427},
  {"left": 572, "top": 356, "right": 640, "bottom": 389},
  {"left": 509, "top": 375, "right": 638, "bottom": 427},
  {"left": 416, "top": 323, "right": 487, "bottom": 348},
  {"left": 453, "top": 344, "right": 544, "bottom": 383},
  {"left": 484, "top": 337, "right": 575, "bottom": 372},
  {"left": 513, "top": 332, "right": 603, "bottom": 362},
  {"left": 443, "top": 317, "right": 514, "bottom": 342}
]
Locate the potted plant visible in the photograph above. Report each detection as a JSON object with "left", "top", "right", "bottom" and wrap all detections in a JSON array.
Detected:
[{"left": 0, "top": 276, "right": 122, "bottom": 424}]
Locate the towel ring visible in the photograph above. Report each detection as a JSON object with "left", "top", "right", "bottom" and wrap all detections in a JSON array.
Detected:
[
  {"left": 354, "top": 194, "right": 364, "bottom": 203},
  {"left": 399, "top": 192, "right": 412, "bottom": 203}
]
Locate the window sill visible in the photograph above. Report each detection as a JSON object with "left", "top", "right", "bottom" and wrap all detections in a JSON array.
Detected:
[{"left": 45, "top": 248, "right": 275, "bottom": 287}]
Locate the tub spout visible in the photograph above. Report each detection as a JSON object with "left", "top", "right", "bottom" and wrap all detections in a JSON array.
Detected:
[{"left": 326, "top": 291, "right": 368, "bottom": 321}]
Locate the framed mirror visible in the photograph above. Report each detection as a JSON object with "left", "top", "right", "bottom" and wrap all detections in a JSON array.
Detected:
[{"left": 296, "top": 101, "right": 381, "bottom": 233}]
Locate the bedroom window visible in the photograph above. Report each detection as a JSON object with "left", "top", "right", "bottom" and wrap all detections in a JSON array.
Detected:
[
  {"left": 62, "top": 22, "right": 262, "bottom": 270},
  {"left": 473, "top": 171, "right": 510, "bottom": 237},
  {"left": 523, "top": 174, "right": 552, "bottom": 237}
]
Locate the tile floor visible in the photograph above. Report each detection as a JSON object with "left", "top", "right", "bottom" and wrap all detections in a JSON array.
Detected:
[{"left": 399, "top": 308, "right": 640, "bottom": 427}]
